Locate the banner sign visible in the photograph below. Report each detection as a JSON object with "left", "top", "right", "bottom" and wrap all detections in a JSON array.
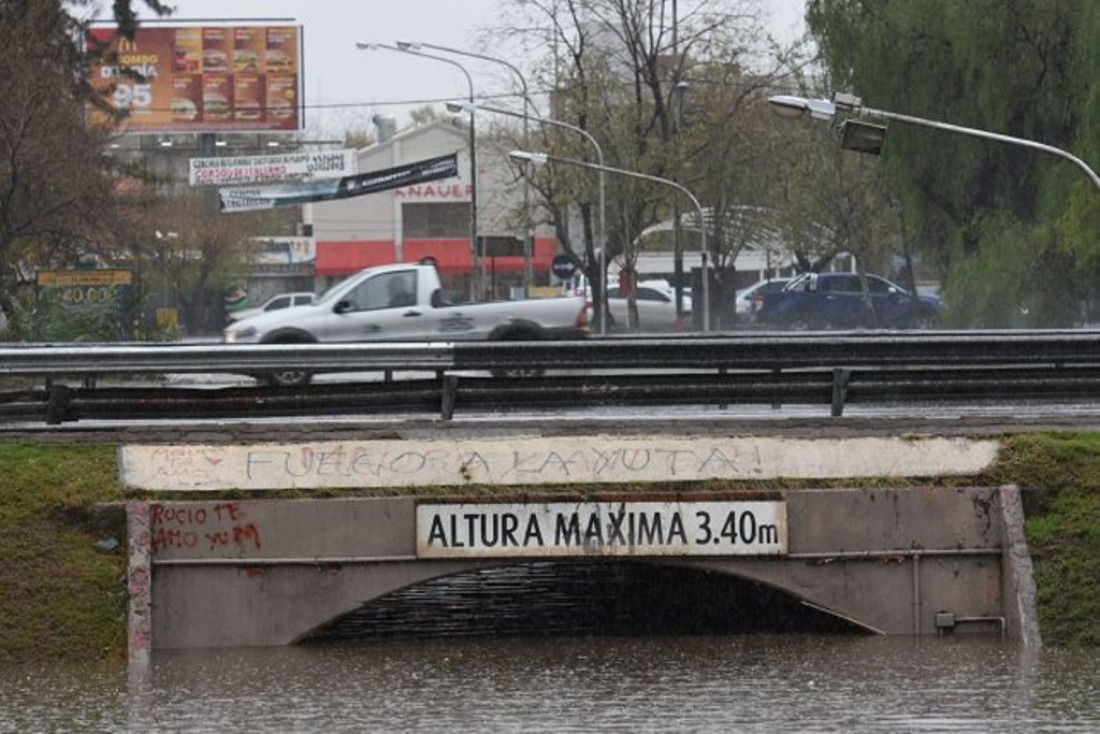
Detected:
[
  {"left": 218, "top": 153, "right": 459, "bottom": 212},
  {"left": 416, "top": 501, "right": 788, "bottom": 558},
  {"left": 87, "top": 25, "right": 303, "bottom": 133},
  {"left": 189, "top": 150, "right": 356, "bottom": 186}
]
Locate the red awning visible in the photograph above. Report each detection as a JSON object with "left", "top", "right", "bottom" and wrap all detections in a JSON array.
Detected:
[
  {"left": 315, "top": 237, "right": 560, "bottom": 276},
  {"left": 532, "top": 237, "right": 556, "bottom": 271},
  {"left": 402, "top": 239, "right": 474, "bottom": 273},
  {"left": 314, "top": 241, "right": 396, "bottom": 276},
  {"left": 481, "top": 237, "right": 560, "bottom": 273},
  {"left": 406, "top": 237, "right": 559, "bottom": 274}
]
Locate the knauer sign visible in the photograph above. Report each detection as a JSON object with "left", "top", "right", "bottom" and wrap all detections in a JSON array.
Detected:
[
  {"left": 87, "top": 25, "right": 303, "bottom": 133},
  {"left": 416, "top": 501, "right": 788, "bottom": 558},
  {"left": 189, "top": 150, "right": 356, "bottom": 186}
]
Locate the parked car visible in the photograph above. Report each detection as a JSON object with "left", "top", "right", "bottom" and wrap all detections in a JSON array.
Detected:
[
  {"left": 734, "top": 278, "right": 791, "bottom": 319},
  {"left": 227, "top": 291, "right": 315, "bottom": 323},
  {"left": 754, "top": 272, "right": 941, "bottom": 330},
  {"left": 607, "top": 280, "right": 693, "bottom": 332}
]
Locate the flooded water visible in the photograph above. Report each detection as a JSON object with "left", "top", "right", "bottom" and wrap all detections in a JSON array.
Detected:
[{"left": 2, "top": 636, "right": 1099, "bottom": 732}]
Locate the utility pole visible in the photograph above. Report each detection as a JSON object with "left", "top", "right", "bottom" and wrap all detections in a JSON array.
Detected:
[{"left": 671, "top": 0, "right": 686, "bottom": 328}]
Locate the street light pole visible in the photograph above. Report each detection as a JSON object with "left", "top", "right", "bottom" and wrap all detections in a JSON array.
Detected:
[
  {"left": 508, "top": 149, "right": 709, "bottom": 331},
  {"left": 769, "top": 94, "right": 1100, "bottom": 189},
  {"left": 399, "top": 42, "right": 534, "bottom": 296},
  {"left": 450, "top": 102, "right": 608, "bottom": 334},
  {"left": 357, "top": 42, "right": 480, "bottom": 300}
]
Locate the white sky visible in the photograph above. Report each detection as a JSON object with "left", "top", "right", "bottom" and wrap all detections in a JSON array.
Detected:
[{"left": 117, "top": 0, "right": 808, "bottom": 135}]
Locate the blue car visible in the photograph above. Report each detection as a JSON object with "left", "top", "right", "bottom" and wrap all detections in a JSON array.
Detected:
[{"left": 755, "top": 272, "right": 941, "bottom": 329}]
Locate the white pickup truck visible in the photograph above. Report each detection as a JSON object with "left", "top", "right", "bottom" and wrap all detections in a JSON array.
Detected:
[{"left": 223, "top": 260, "right": 589, "bottom": 385}]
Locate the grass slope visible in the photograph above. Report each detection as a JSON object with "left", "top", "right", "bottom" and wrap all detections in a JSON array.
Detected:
[
  {"left": 0, "top": 443, "right": 127, "bottom": 661},
  {"left": 984, "top": 433, "right": 1100, "bottom": 646}
]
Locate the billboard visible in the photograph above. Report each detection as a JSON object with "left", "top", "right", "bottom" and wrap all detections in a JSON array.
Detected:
[
  {"left": 87, "top": 25, "right": 303, "bottom": 133},
  {"left": 218, "top": 153, "right": 459, "bottom": 212}
]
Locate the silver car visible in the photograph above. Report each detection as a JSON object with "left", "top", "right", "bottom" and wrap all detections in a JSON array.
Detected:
[{"left": 608, "top": 280, "right": 693, "bottom": 332}]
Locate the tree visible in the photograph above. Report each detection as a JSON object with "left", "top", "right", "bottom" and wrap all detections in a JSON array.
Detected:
[
  {"left": 768, "top": 105, "right": 904, "bottom": 274},
  {"left": 0, "top": 0, "right": 174, "bottom": 328},
  {"left": 494, "top": 0, "right": 786, "bottom": 330},
  {"left": 124, "top": 189, "right": 257, "bottom": 334},
  {"left": 0, "top": 0, "right": 118, "bottom": 321},
  {"left": 807, "top": 0, "right": 1100, "bottom": 327}
]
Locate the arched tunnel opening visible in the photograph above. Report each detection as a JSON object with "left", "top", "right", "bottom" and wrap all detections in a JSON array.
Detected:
[{"left": 302, "top": 561, "right": 866, "bottom": 643}]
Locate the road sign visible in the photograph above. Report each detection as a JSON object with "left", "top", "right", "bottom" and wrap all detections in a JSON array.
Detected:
[
  {"left": 189, "top": 149, "right": 357, "bottom": 186},
  {"left": 551, "top": 254, "right": 576, "bottom": 280}
]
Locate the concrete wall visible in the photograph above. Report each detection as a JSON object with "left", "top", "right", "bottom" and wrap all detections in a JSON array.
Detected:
[{"left": 143, "top": 486, "right": 1039, "bottom": 649}]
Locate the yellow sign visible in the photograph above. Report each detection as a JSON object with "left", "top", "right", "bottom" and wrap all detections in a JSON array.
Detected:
[
  {"left": 156, "top": 308, "right": 179, "bottom": 329},
  {"left": 37, "top": 270, "right": 133, "bottom": 287}
]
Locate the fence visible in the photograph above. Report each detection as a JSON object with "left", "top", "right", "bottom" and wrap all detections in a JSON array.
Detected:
[{"left": 1, "top": 330, "right": 1098, "bottom": 423}]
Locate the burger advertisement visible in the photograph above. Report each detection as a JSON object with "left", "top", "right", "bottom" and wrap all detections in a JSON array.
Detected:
[{"left": 88, "top": 24, "right": 302, "bottom": 133}]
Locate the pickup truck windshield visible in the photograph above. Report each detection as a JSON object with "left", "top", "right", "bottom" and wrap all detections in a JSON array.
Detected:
[
  {"left": 314, "top": 278, "right": 355, "bottom": 306},
  {"left": 313, "top": 267, "right": 383, "bottom": 306}
]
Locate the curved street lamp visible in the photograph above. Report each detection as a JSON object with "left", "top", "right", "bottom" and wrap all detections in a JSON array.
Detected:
[
  {"left": 769, "top": 94, "right": 1100, "bottom": 189},
  {"left": 449, "top": 101, "right": 609, "bottom": 334},
  {"left": 356, "top": 42, "right": 480, "bottom": 299},
  {"left": 399, "top": 42, "right": 535, "bottom": 294},
  {"left": 508, "top": 149, "right": 710, "bottom": 332}
]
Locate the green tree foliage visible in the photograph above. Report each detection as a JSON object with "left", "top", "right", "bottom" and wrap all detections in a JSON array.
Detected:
[
  {"left": 767, "top": 107, "right": 905, "bottom": 278},
  {"left": 807, "top": 0, "right": 1100, "bottom": 326},
  {"left": 131, "top": 189, "right": 258, "bottom": 335}
]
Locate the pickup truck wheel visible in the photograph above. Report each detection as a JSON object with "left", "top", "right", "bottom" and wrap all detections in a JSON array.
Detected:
[{"left": 256, "top": 333, "right": 317, "bottom": 386}]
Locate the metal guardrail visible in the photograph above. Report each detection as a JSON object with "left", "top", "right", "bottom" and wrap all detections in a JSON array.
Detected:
[
  {"left": 0, "top": 341, "right": 456, "bottom": 375},
  {"left": 2, "top": 330, "right": 1099, "bottom": 424},
  {"left": 2, "top": 329, "right": 1100, "bottom": 376}
]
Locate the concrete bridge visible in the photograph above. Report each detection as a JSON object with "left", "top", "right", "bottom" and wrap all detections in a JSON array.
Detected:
[{"left": 120, "top": 432, "right": 1040, "bottom": 653}]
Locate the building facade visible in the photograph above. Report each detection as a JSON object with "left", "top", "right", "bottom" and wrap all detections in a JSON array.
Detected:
[{"left": 307, "top": 118, "right": 557, "bottom": 301}]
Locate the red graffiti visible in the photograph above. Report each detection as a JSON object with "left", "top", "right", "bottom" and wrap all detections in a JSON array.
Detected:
[
  {"left": 151, "top": 501, "right": 263, "bottom": 555},
  {"left": 151, "top": 504, "right": 207, "bottom": 526},
  {"left": 151, "top": 527, "right": 199, "bottom": 552},
  {"left": 204, "top": 522, "right": 263, "bottom": 551}
]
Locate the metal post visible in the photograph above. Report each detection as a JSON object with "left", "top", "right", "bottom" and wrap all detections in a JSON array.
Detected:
[
  {"left": 509, "top": 150, "right": 706, "bottom": 332},
  {"left": 468, "top": 104, "right": 607, "bottom": 333},
  {"left": 769, "top": 94, "right": 1100, "bottom": 190},
  {"left": 866, "top": 105, "right": 1100, "bottom": 189},
  {"left": 701, "top": 251, "right": 710, "bottom": 331},
  {"left": 469, "top": 105, "right": 480, "bottom": 299},
  {"left": 671, "top": 0, "right": 685, "bottom": 326},
  {"left": 357, "top": 43, "right": 480, "bottom": 299},
  {"left": 400, "top": 42, "right": 535, "bottom": 295}
]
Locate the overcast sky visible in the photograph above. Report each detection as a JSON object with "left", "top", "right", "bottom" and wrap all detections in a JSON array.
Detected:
[{"left": 116, "top": 0, "right": 809, "bottom": 136}]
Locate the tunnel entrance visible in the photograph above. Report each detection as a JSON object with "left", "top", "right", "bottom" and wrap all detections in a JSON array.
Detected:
[{"left": 303, "top": 561, "right": 865, "bottom": 643}]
